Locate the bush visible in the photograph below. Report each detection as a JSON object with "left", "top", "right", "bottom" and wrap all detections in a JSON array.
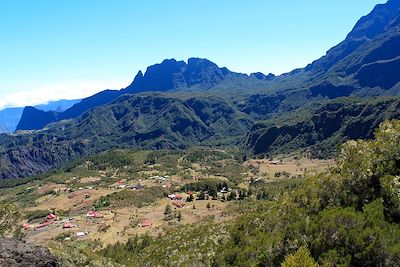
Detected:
[
  {"left": 281, "top": 247, "right": 317, "bottom": 267},
  {"left": 25, "top": 209, "right": 50, "bottom": 222},
  {"left": 106, "top": 187, "right": 164, "bottom": 208}
]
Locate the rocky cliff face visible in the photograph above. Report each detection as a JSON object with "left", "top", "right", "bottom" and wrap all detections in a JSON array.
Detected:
[
  {"left": 2, "top": 93, "right": 287, "bottom": 178},
  {"left": 246, "top": 98, "right": 400, "bottom": 157},
  {"left": 0, "top": 238, "right": 59, "bottom": 267},
  {"left": 124, "top": 58, "right": 233, "bottom": 93},
  {"left": 17, "top": 58, "right": 270, "bottom": 131}
]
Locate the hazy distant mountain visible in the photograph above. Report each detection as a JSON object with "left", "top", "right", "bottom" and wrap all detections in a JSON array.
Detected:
[
  {"left": 16, "top": 91, "right": 119, "bottom": 131},
  {"left": 0, "top": 99, "right": 80, "bottom": 133}
]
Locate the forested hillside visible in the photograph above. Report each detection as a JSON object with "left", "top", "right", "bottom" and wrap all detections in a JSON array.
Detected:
[{"left": 94, "top": 120, "right": 400, "bottom": 266}]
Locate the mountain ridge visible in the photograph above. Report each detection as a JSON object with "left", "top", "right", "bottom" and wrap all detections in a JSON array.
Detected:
[
  {"left": 0, "top": 99, "right": 80, "bottom": 133},
  {"left": 3, "top": 0, "right": 400, "bottom": 179},
  {"left": 17, "top": 58, "right": 273, "bottom": 131}
]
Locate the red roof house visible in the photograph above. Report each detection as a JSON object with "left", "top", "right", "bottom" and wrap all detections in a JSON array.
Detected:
[
  {"left": 172, "top": 202, "right": 185, "bottom": 208},
  {"left": 141, "top": 219, "right": 152, "bottom": 227},
  {"left": 86, "top": 211, "right": 102, "bottom": 218},
  {"left": 63, "top": 223, "right": 75, "bottom": 229},
  {"left": 36, "top": 220, "right": 53, "bottom": 229}
]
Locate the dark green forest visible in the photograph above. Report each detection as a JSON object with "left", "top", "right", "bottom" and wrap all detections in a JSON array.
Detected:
[{"left": 98, "top": 120, "right": 400, "bottom": 266}]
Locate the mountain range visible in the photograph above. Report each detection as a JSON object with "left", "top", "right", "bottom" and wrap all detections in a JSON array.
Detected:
[
  {"left": 0, "top": 99, "right": 81, "bottom": 133},
  {"left": 1, "top": 0, "right": 400, "bottom": 179},
  {"left": 16, "top": 58, "right": 273, "bottom": 131}
]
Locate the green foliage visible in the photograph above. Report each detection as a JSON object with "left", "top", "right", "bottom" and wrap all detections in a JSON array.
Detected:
[
  {"left": 275, "top": 171, "right": 291, "bottom": 178},
  {"left": 88, "top": 150, "right": 133, "bottom": 170},
  {"left": 281, "top": 246, "right": 318, "bottom": 267},
  {"left": 184, "top": 149, "right": 232, "bottom": 163},
  {"left": 97, "top": 120, "right": 400, "bottom": 266},
  {"left": 0, "top": 202, "right": 22, "bottom": 237},
  {"left": 101, "top": 235, "right": 153, "bottom": 265},
  {"left": 25, "top": 209, "right": 50, "bottom": 222},
  {"left": 55, "top": 232, "right": 72, "bottom": 242},
  {"left": 248, "top": 97, "right": 400, "bottom": 158},
  {"left": 380, "top": 175, "right": 400, "bottom": 222},
  {"left": 164, "top": 204, "right": 172, "bottom": 215},
  {"left": 93, "top": 196, "right": 110, "bottom": 210},
  {"left": 181, "top": 179, "right": 230, "bottom": 197},
  {"left": 106, "top": 187, "right": 164, "bottom": 208}
]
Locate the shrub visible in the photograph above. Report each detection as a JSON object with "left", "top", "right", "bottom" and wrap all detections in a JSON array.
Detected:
[{"left": 281, "top": 247, "right": 317, "bottom": 267}]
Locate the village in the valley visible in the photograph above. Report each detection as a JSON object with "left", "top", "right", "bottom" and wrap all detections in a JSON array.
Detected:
[{"left": 2, "top": 149, "right": 332, "bottom": 247}]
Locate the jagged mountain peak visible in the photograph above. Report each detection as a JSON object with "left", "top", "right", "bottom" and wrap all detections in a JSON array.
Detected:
[{"left": 124, "top": 57, "right": 233, "bottom": 93}]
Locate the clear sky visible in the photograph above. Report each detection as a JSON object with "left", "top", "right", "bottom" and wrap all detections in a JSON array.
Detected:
[{"left": 0, "top": 0, "right": 386, "bottom": 110}]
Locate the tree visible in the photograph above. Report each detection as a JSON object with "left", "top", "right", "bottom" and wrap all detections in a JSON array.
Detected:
[
  {"left": 186, "top": 195, "right": 194, "bottom": 202},
  {"left": 281, "top": 246, "right": 318, "bottom": 267},
  {"left": 177, "top": 211, "right": 182, "bottom": 221},
  {"left": 228, "top": 191, "right": 236, "bottom": 201},
  {"left": 197, "top": 191, "right": 205, "bottom": 200},
  {"left": 0, "top": 202, "right": 22, "bottom": 237},
  {"left": 380, "top": 175, "right": 400, "bottom": 222},
  {"left": 164, "top": 204, "right": 172, "bottom": 215},
  {"left": 208, "top": 184, "right": 218, "bottom": 198}
]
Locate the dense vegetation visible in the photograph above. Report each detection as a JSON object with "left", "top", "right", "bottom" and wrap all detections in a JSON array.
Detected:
[
  {"left": 247, "top": 97, "right": 400, "bottom": 158},
  {"left": 96, "top": 187, "right": 166, "bottom": 209},
  {"left": 1, "top": 0, "right": 400, "bottom": 180},
  {"left": 98, "top": 120, "right": 400, "bottom": 266},
  {"left": 4, "top": 94, "right": 400, "bottom": 179}
]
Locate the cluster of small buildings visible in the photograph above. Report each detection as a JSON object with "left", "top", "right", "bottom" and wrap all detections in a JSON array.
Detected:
[
  {"left": 168, "top": 194, "right": 183, "bottom": 200},
  {"left": 149, "top": 175, "right": 170, "bottom": 181},
  {"left": 22, "top": 209, "right": 105, "bottom": 238},
  {"left": 23, "top": 213, "right": 60, "bottom": 231},
  {"left": 110, "top": 179, "right": 145, "bottom": 190}
]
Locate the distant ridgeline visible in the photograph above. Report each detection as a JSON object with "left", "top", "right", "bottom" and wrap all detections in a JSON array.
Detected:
[
  {"left": 1, "top": 0, "right": 400, "bottom": 179},
  {"left": 0, "top": 99, "right": 80, "bottom": 133}
]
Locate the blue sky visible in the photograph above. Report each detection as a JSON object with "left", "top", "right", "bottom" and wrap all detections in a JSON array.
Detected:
[{"left": 0, "top": 0, "right": 386, "bottom": 109}]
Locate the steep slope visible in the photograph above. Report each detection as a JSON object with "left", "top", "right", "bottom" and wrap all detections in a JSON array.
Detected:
[
  {"left": 0, "top": 99, "right": 80, "bottom": 133},
  {"left": 123, "top": 57, "right": 258, "bottom": 93},
  {"left": 306, "top": 0, "right": 400, "bottom": 74},
  {"left": 58, "top": 89, "right": 122, "bottom": 120},
  {"left": 15, "top": 1, "right": 400, "bottom": 131},
  {"left": 0, "top": 238, "right": 59, "bottom": 266},
  {"left": 16, "top": 90, "right": 121, "bottom": 131},
  {"left": 17, "top": 58, "right": 272, "bottom": 131},
  {"left": 0, "top": 108, "right": 24, "bottom": 133},
  {"left": 5, "top": 0, "right": 400, "bottom": 179},
  {"left": 246, "top": 97, "right": 400, "bottom": 157},
  {"left": 303, "top": 0, "right": 400, "bottom": 97},
  {"left": 16, "top": 107, "right": 59, "bottom": 131},
  {"left": 0, "top": 93, "right": 262, "bottom": 178}
]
